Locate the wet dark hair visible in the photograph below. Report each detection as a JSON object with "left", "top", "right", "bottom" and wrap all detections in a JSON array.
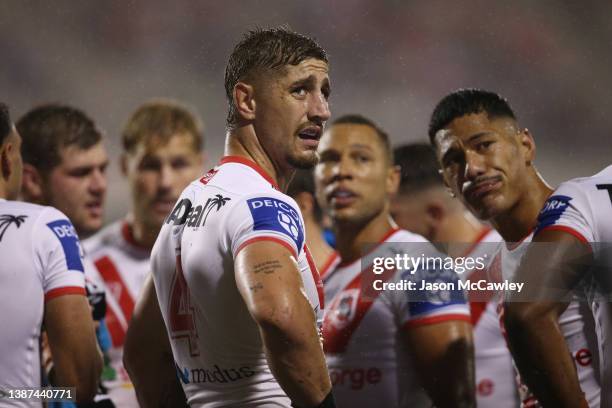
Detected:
[
  {"left": 17, "top": 104, "right": 103, "bottom": 171},
  {"left": 331, "top": 114, "right": 392, "bottom": 163},
  {"left": 394, "top": 143, "right": 443, "bottom": 194},
  {"left": 428, "top": 88, "right": 517, "bottom": 145},
  {"left": 0, "top": 103, "right": 11, "bottom": 145},
  {"left": 224, "top": 27, "right": 327, "bottom": 129}
]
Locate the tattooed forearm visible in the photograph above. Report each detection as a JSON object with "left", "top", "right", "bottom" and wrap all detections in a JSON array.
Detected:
[{"left": 253, "top": 260, "right": 282, "bottom": 275}]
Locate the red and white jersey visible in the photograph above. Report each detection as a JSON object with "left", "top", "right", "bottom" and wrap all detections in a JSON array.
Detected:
[
  {"left": 84, "top": 220, "right": 151, "bottom": 407},
  {"left": 322, "top": 228, "right": 470, "bottom": 408},
  {"left": 463, "top": 228, "right": 519, "bottom": 408},
  {"left": 534, "top": 164, "right": 612, "bottom": 407},
  {"left": 493, "top": 233, "right": 601, "bottom": 408},
  {"left": 0, "top": 199, "right": 85, "bottom": 406},
  {"left": 151, "top": 156, "right": 324, "bottom": 408}
]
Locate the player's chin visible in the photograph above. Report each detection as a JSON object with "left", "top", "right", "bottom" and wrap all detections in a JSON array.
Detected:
[{"left": 287, "top": 150, "right": 318, "bottom": 169}]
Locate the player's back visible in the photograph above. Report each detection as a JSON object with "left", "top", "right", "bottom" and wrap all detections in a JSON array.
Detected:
[
  {"left": 151, "top": 158, "right": 322, "bottom": 407},
  {"left": 0, "top": 199, "right": 85, "bottom": 406},
  {"left": 536, "top": 164, "right": 612, "bottom": 406}
]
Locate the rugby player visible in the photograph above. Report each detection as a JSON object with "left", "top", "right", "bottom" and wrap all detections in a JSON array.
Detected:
[
  {"left": 85, "top": 99, "right": 205, "bottom": 406},
  {"left": 316, "top": 115, "right": 474, "bottom": 407},
  {"left": 18, "top": 103, "right": 113, "bottom": 407},
  {"left": 124, "top": 28, "right": 334, "bottom": 408},
  {"left": 392, "top": 143, "right": 518, "bottom": 407},
  {"left": 505, "top": 165, "right": 612, "bottom": 407},
  {"left": 287, "top": 169, "right": 335, "bottom": 271},
  {"left": 429, "top": 88, "right": 601, "bottom": 407},
  {"left": 0, "top": 102, "right": 102, "bottom": 404}
]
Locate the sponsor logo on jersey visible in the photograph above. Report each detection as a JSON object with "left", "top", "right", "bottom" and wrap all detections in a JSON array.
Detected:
[
  {"left": 175, "top": 363, "right": 255, "bottom": 385},
  {"left": 246, "top": 197, "right": 304, "bottom": 250},
  {"left": 329, "top": 367, "right": 382, "bottom": 390},
  {"left": 535, "top": 195, "right": 572, "bottom": 233},
  {"left": 166, "top": 194, "right": 231, "bottom": 228},
  {"left": 0, "top": 214, "right": 27, "bottom": 242},
  {"left": 47, "top": 219, "right": 84, "bottom": 272}
]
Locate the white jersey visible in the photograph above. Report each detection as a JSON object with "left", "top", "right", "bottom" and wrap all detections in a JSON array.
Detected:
[
  {"left": 534, "top": 164, "right": 612, "bottom": 407},
  {"left": 322, "top": 228, "right": 470, "bottom": 408},
  {"left": 493, "top": 233, "right": 601, "bottom": 407},
  {"left": 462, "top": 228, "right": 519, "bottom": 408},
  {"left": 151, "top": 156, "right": 324, "bottom": 408},
  {"left": 84, "top": 220, "right": 151, "bottom": 407},
  {"left": 0, "top": 199, "right": 86, "bottom": 407}
]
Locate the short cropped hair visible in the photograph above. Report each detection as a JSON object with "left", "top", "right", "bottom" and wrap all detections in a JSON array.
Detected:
[
  {"left": 428, "top": 89, "right": 517, "bottom": 145},
  {"left": 394, "top": 143, "right": 443, "bottom": 194},
  {"left": 331, "top": 114, "right": 393, "bottom": 163},
  {"left": 287, "top": 169, "right": 323, "bottom": 224},
  {"left": 122, "top": 99, "right": 204, "bottom": 154},
  {"left": 17, "top": 104, "right": 103, "bottom": 171},
  {"left": 0, "top": 103, "right": 11, "bottom": 146},
  {"left": 224, "top": 27, "right": 328, "bottom": 129}
]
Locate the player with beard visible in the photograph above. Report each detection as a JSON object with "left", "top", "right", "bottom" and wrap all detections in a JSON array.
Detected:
[
  {"left": 429, "top": 88, "right": 601, "bottom": 407},
  {"left": 84, "top": 99, "right": 205, "bottom": 406},
  {"left": 316, "top": 115, "right": 474, "bottom": 408},
  {"left": 18, "top": 104, "right": 113, "bottom": 407},
  {"left": 0, "top": 102, "right": 102, "bottom": 405},
  {"left": 391, "top": 143, "right": 518, "bottom": 407},
  {"left": 124, "top": 28, "right": 334, "bottom": 408}
]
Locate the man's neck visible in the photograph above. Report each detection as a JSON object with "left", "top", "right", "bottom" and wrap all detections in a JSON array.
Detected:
[
  {"left": 491, "top": 171, "right": 553, "bottom": 242},
  {"left": 128, "top": 219, "right": 158, "bottom": 249},
  {"left": 303, "top": 217, "right": 334, "bottom": 271},
  {"left": 437, "top": 211, "right": 487, "bottom": 257},
  {"left": 225, "top": 128, "right": 294, "bottom": 192},
  {"left": 334, "top": 210, "right": 396, "bottom": 265}
]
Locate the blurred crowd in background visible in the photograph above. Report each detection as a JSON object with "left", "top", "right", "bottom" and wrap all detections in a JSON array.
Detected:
[{"left": 2, "top": 0, "right": 611, "bottom": 221}]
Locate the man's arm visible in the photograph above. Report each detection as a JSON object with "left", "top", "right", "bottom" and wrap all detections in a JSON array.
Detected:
[
  {"left": 44, "top": 294, "right": 103, "bottom": 403},
  {"left": 124, "top": 274, "right": 188, "bottom": 408},
  {"left": 235, "top": 241, "right": 332, "bottom": 408},
  {"left": 404, "top": 320, "right": 475, "bottom": 408},
  {"left": 504, "top": 229, "right": 592, "bottom": 407}
]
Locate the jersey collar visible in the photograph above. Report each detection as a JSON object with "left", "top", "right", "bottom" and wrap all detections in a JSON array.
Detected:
[{"left": 219, "top": 156, "right": 279, "bottom": 190}]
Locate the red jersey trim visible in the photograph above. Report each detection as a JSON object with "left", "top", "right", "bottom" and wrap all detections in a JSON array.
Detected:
[
  {"left": 219, "top": 156, "right": 279, "bottom": 190},
  {"left": 121, "top": 221, "right": 152, "bottom": 251},
  {"left": 402, "top": 313, "right": 472, "bottom": 329},
  {"left": 338, "top": 227, "right": 400, "bottom": 267},
  {"left": 461, "top": 227, "right": 493, "bottom": 257},
  {"left": 44, "top": 286, "right": 86, "bottom": 302},
  {"left": 319, "top": 252, "right": 339, "bottom": 280},
  {"left": 95, "top": 256, "right": 136, "bottom": 324},
  {"left": 235, "top": 236, "right": 298, "bottom": 259},
  {"left": 536, "top": 225, "right": 590, "bottom": 246},
  {"left": 304, "top": 245, "right": 325, "bottom": 309}
]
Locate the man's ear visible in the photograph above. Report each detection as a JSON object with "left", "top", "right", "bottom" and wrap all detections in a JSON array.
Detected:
[
  {"left": 387, "top": 165, "right": 401, "bottom": 195},
  {"left": 21, "top": 163, "right": 44, "bottom": 201},
  {"left": 0, "top": 144, "right": 10, "bottom": 182},
  {"left": 519, "top": 128, "right": 536, "bottom": 166},
  {"left": 120, "top": 154, "right": 129, "bottom": 177},
  {"left": 233, "top": 82, "right": 256, "bottom": 123}
]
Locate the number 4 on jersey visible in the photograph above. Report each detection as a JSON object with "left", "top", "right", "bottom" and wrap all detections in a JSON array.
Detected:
[{"left": 169, "top": 255, "right": 200, "bottom": 357}]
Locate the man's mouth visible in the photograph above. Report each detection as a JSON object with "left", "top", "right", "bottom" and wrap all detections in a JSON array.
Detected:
[
  {"left": 328, "top": 187, "right": 358, "bottom": 207},
  {"left": 463, "top": 176, "right": 503, "bottom": 200},
  {"left": 85, "top": 201, "right": 104, "bottom": 217},
  {"left": 298, "top": 126, "right": 322, "bottom": 148},
  {"left": 151, "top": 199, "right": 177, "bottom": 214}
]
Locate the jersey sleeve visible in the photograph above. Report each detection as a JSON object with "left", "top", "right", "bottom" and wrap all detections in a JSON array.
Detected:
[
  {"left": 226, "top": 193, "right": 306, "bottom": 258},
  {"left": 534, "top": 181, "right": 594, "bottom": 244},
  {"left": 391, "top": 245, "right": 470, "bottom": 329},
  {"left": 36, "top": 207, "right": 86, "bottom": 302}
]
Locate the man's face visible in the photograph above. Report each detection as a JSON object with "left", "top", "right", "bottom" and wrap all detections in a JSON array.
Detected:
[
  {"left": 315, "top": 124, "right": 396, "bottom": 226},
  {"left": 42, "top": 142, "right": 108, "bottom": 235},
  {"left": 390, "top": 192, "right": 432, "bottom": 240},
  {"left": 124, "top": 133, "right": 203, "bottom": 231},
  {"left": 253, "top": 58, "right": 331, "bottom": 171},
  {"left": 5, "top": 128, "right": 23, "bottom": 200},
  {"left": 434, "top": 112, "right": 534, "bottom": 220}
]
